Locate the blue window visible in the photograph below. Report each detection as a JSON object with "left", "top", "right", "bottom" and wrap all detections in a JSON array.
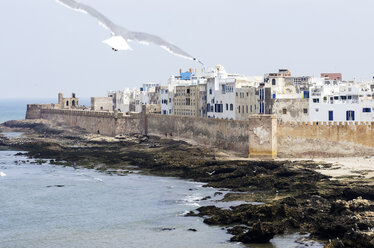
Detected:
[
  {"left": 272, "top": 94, "right": 276, "bottom": 99},
  {"left": 363, "top": 108, "right": 371, "bottom": 113},
  {"left": 259, "top": 102, "right": 265, "bottom": 114},
  {"left": 346, "top": 111, "right": 355, "bottom": 121},
  {"left": 303, "top": 91, "right": 310, "bottom": 99},
  {"left": 328, "top": 111, "right": 333, "bottom": 121},
  {"left": 209, "top": 89, "right": 212, "bottom": 95},
  {"left": 259, "top": 88, "right": 265, "bottom": 100}
]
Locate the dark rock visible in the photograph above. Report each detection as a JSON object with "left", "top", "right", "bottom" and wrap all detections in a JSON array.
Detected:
[{"left": 231, "top": 221, "right": 275, "bottom": 243}]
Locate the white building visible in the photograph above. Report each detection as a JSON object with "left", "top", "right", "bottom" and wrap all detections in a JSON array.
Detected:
[
  {"left": 206, "top": 65, "right": 261, "bottom": 120},
  {"left": 309, "top": 78, "right": 374, "bottom": 122},
  {"left": 108, "top": 89, "right": 134, "bottom": 113}
]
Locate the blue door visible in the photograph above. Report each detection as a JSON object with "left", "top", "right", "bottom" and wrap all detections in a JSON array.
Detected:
[{"left": 328, "top": 111, "right": 333, "bottom": 121}]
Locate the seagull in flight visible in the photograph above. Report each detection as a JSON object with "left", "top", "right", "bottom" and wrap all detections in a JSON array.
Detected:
[{"left": 56, "top": 0, "right": 203, "bottom": 65}]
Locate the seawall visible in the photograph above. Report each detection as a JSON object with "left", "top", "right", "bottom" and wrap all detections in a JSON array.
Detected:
[
  {"left": 278, "top": 121, "right": 374, "bottom": 157},
  {"left": 39, "top": 109, "right": 142, "bottom": 137},
  {"left": 26, "top": 105, "right": 374, "bottom": 158},
  {"left": 27, "top": 106, "right": 277, "bottom": 158}
]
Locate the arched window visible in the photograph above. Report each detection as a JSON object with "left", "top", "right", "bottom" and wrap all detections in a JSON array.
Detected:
[
  {"left": 66, "top": 101, "right": 69, "bottom": 106},
  {"left": 72, "top": 100, "right": 75, "bottom": 107}
]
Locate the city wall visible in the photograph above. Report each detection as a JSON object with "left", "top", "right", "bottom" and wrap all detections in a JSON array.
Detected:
[
  {"left": 39, "top": 108, "right": 142, "bottom": 136},
  {"left": 147, "top": 114, "right": 250, "bottom": 154},
  {"left": 26, "top": 105, "right": 276, "bottom": 158},
  {"left": 278, "top": 122, "right": 374, "bottom": 157},
  {"left": 26, "top": 105, "right": 374, "bottom": 158}
]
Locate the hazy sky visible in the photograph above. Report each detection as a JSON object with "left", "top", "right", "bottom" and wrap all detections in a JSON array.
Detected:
[{"left": 1, "top": 0, "right": 374, "bottom": 99}]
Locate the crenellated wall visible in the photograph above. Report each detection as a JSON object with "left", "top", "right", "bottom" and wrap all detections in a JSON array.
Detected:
[
  {"left": 26, "top": 105, "right": 374, "bottom": 158},
  {"left": 278, "top": 121, "right": 374, "bottom": 157},
  {"left": 26, "top": 106, "right": 277, "bottom": 157},
  {"left": 39, "top": 109, "right": 142, "bottom": 136},
  {"left": 147, "top": 114, "right": 251, "bottom": 154}
]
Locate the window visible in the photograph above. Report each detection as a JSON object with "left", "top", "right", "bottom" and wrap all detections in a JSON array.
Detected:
[
  {"left": 230, "top": 104, "right": 233, "bottom": 111},
  {"left": 226, "top": 104, "right": 228, "bottom": 111},
  {"left": 187, "top": 89, "right": 190, "bottom": 94},
  {"left": 363, "top": 108, "right": 371, "bottom": 113},
  {"left": 303, "top": 108, "right": 308, "bottom": 114},
  {"left": 346, "top": 110, "right": 355, "bottom": 121},
  {"left": 328, "top": 111, "right": 333, "bottom": 121},
  {"left": 246, "top": 105, "right": 248, "bottom": 113},
  {"left": 272, "top": 79, "right": 276, "bottom": 85},
  {"left": 272, "top": 94, "right": 276, "bottom": 99},
  {"left": 312, "top": 98, "right": 319, "bottom": 103},
  {"left": 207, "top": 104, "right": 210, "bottom": 112},
  {"left": 259, "top": 102, "right": 265, "bottom": 114},
  {"left": 282, "top": 108, "right": 287, "bottom": 115},
  {"left": 341, "top": 96, "right": 347, "bottom": 100},
  {"left": 209, "top": 89, "right": 212, "bottom": 95},
  {"left": 238, "top": 106, "right": 240, "bottom": 113},
  {"left": 259, "top": 88, "right": 265, "bottom": 100},
  {"left": 348, "top": 95, "right": 352, "bottom": 100},
  {"left": 303, "top": 91, "right": 310, "bottom": 99},
  {"left": 246, "top": 92, "right": 249, "bottom": 97},
  {"left": 250, "top": 105, "right": 253, "bottom": 112},
  {"left": 334, "top": 96, "right": 339, "bottom": 100},
  {"left": 236, "top": 92, "right": 238, "bottom": 97}
]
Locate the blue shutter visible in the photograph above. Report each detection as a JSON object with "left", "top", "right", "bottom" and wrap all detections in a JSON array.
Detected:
[
  {"left": 329, "top": 111, "right": 333, "bottom": 121},
  {"left": 303, "top": 91, "right": 310, "bottom": 99}
]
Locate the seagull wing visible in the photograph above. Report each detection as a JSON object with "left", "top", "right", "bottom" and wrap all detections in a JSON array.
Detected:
[
  {"left": 55, "top": 0, "right": 197, "bottom": 61},
  {"left": 56, "top": 0, "right": 124, "bottom": 35},
  {"left": 127, "top": 31, "right": 194, "bottom": 60}
]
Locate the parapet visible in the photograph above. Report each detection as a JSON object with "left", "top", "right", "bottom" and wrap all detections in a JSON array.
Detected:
[{"left": 278, "top": 121, "right": 373, "bottom": 127}]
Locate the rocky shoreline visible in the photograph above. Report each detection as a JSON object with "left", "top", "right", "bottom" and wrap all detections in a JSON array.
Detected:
[{"left": 1, "top": 120, "right": 374, "bottom": 247}]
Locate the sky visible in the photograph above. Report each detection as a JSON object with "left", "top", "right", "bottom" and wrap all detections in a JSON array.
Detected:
[{"left": 1, "top": 0, "right": 374, "bottom": 99}]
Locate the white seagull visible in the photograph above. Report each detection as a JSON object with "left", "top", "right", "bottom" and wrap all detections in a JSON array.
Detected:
[{"left": 56, "top": 0, "right": 203, "bottom": 64}]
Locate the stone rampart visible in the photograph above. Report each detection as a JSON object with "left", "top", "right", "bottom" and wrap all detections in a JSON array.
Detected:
[
  {"left": 278, "top": 121, "right": 374, "bottom": 157},
  {"left": 30, "top": 105, "right": 374, "bottom": 158},
  {"left": 39, "top": 109, "right": 142, "bottom": 136},
  {"left": 26, "top": 104, "right": 55, "bottom": 119},
  {"left": 147, "top": 114, "right": 251, "bottom": 154},
  {"left": 26, "top": 107, "right": 277, "bottom": 157}
]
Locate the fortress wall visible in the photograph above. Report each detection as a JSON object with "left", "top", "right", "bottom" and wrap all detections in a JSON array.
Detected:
[
  {"left": 278, "top": 122, "right": 374, "bottom": 157},
  {"left": 147, "top": 114, "right": 251, "bottom": 154},
  {"left": 28, "top": 105, "right": 374, "bottom": 158},
  {"left": 26, "top": 104, "right": 55, "bottom": 119},
  {"left": 39, "top": 109, "right": 142, "bottom": 136}
]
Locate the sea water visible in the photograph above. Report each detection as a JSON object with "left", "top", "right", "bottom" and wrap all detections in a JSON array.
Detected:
[{"left": 0, "top": 151, "right": 244, "bottom": 248}]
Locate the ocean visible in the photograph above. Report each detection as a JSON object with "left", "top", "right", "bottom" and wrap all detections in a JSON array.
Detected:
[{"left": 0, "top": 100, "right": 323, "bottom": 248}]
